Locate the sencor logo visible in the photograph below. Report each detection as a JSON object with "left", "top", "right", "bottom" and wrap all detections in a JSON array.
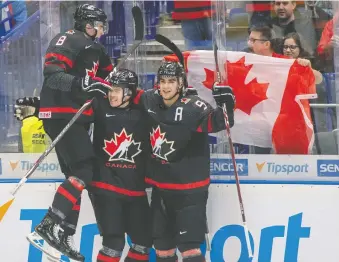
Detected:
[
  {"left": 210, "top": 158, "right": 248, "bottom": 177},
  {"left": 317, "top": 159, "right": 339, "bottom": 177}
]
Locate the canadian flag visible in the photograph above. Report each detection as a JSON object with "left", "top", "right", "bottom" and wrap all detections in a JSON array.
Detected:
[{"left": 164, "top": 50, "right": 317, "bottom": 154}]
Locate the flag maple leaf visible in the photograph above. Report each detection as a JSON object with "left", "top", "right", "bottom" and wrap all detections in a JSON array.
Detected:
[{"left": 202, "top": 56, "right": 269, "bottom": 115}]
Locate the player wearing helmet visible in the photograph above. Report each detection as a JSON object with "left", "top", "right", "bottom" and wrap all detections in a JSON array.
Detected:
[
  {"left": 134, "top": 60, "right": 235, "bottom": 262},
  {"left": 26, "top": 4, "right": 113, "bottom": 261},
  {"left": 22, "top": 69, "right": 152, "bottom": 261},
  {"left": 90, "top": 69, "right": 152, "bottom": 262}
]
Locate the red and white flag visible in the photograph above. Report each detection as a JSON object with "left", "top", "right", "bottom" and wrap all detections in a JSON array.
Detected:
[{"left": 165, "top": 50, "right": 317, "bottom": 154}]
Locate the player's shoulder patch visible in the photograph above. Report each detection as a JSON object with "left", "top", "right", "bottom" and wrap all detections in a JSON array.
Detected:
[{"left": 180, "top": 97, "right": 191, "bottom": 104}]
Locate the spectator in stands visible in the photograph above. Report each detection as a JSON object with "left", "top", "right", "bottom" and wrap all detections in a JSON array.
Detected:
[
  {"left": 271, "top": 0, "right": 316, "bottom": 55},
  {"left": 247, "top": 26, "right": 315, "bottom": 154},
  {"left": 246, "top": 1, "right": 272, "bottom": 27},
  {"left": 172, "top": 0, "right": 214, "bottom": 50},
  {"left": 246, "top": 25, "right": 284, "bottom": 154},
  {"left": 0, "top": 0, "right": 27, "bottom": 37},
  {"left": 247, "top": 25, "right": 285, "bottom": 58},
  {"left": 303, "top": 0, "right": 332, "bottom": 42},
  {"left": 283, "top": 32, "right": 323, "bottom": 84},
  {"left": 316, "top": 12, "right": 339, "bottom": 73}
]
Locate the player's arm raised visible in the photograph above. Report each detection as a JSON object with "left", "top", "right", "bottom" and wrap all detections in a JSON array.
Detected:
[
  {"left": 195, "top": 86, "right": 235, "bottom": 133},
  {"left": 43, "top": 34, "right": 111, "bottom": 96}
]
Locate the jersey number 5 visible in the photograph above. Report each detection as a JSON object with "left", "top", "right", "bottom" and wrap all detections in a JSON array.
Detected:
[{"left": 56, "top": 36, "right": 67, "bottom": 46}]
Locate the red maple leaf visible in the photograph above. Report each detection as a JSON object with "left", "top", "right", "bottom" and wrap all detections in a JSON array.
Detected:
[
  {"left": 150, "top": 126, "right": 165, "bottom": 148},
  {"left": 202, "top": 68, "right": 215, "bottom": 90},
  {"left": 202, "top": 56, "right": 269, "bottom": 115},
  {"left": 103, "top": 129, "right": 132, "bottom": 156},
  {"left": 86, "top": 61, "right": 99, "bottom": 78}
]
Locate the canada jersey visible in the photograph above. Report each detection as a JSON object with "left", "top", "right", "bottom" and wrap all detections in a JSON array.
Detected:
[
  {"left": 90, "top": 98, "right": 149, "bottom": 198},
  {"left": 39, "top": 29, "right": 113, "bottom": 122},
  {"left": 139, "top": 90, "right": 226, "bottom": 193}
]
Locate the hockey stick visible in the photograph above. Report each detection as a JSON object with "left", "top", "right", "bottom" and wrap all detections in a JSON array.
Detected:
[
  {"left": 0, "top": 99, "right": 93, "bottom": 222},
  {"left": 155, "top": 33, "right": 211, "bottom": 252},
  {"left": 106, "top": 5, "right": 144, "bottom": 80},
  {"left": 213, "top": 42, "right": 253, "bottom": 258},
  {"left": 0, "top": 6, "right": 145, "bottom": 223}
]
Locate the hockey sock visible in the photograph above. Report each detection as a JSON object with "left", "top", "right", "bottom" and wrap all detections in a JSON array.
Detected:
[
  {"left": 125, "top": 245, "right": 150, "bottom": 262},
  {"left": 97, "top": 247, "right": 121, "bottom": 262},
  {"left": 155, "top": 249, "right": 178, "bottom": 262},
  {"left": 182, "top": 249, "right": 205, "bottom": 262},
  {"left": 61, "top": 196, "right": 82, "bottom": 235},
  {"left": 49, "top": 176, "right": 85, "bottom": 223},
  {"left": 156, "top": 255, "right": 178, "bottom": 262}
]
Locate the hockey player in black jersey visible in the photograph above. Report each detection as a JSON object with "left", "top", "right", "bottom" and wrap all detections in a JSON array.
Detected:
[
  {"left": 19, "top": 70, "right": 152, "bottom": 261},
  {"left": 135, "top": 61, "right": 235, "bottom": 262},
  {"left": 90, "top": 69, "right": 152, "bottom": 262},
  {"left": 26, "top": 4, "right": 113, "bottom": 261}
]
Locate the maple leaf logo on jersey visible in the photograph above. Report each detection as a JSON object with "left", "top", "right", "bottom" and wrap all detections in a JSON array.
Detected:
[
  {"left": 86, "top": 61, "right": 99, "bottom": 78},
  {"left": 103, "top": 128, "right": 142, "bottom": 163},
  {"left": 150, "top": 126, "right": 175, "bottom": 161}
]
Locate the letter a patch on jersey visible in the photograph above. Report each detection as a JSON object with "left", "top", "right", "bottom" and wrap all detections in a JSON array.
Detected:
[
  {"left": 150, "top": 126, "right": 175, "bottom": 161},
  {"left": 103, "top": 128, "right": 142, "bottom": 163}
]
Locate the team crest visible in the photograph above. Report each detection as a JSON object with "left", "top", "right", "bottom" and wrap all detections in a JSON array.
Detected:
[
  {"left": 103, "top": 128, "right": 142, "bottom": 163},
  {"left": 86, "top": 61, "right": 99, "bottom": 78},
  {"left": 150, "top": 126, "right": 175, "bottom": 161}
]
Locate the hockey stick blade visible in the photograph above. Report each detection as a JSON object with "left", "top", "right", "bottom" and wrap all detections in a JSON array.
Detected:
[
  {"left": 0, "top": 99, "right": 93, "bottom": 223},
  {"left": 155, "top": 34, "right": 184, "bottom": 67},
  {"left": 132, "top": 6, "right": 144, "bottom": 41},
  {"left": 106, "top": 6, "right": 145, "bottom": 80}
]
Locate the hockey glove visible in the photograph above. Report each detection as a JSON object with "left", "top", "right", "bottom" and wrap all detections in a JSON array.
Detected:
[
  {"left": 77, "top": 76, "right": 113, "bottom": 96},
  {"left": 212, "top": 83, "right": 235, "bottom": 113},
  {"left": 186, "top": 87, "right": 198, "bottom": 96},
  {"left": 14, "top": 97, "right": 40, "bottom": 121}
]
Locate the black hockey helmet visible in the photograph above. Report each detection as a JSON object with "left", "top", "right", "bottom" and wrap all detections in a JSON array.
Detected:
[
  {"left": 74, "top": 4, "right": 108, "bottom": 36},
  {"left": 157, "top": 61, "right": 187, "bottom": 94},
  {"left": 108, "top": 69, "right": 138, "bottom": 99}
]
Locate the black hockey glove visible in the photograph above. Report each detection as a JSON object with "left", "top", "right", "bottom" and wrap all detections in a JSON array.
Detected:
[
  {"left": 14, "top": 97, "right": 40, "bottom": 121},
  {"left": 75, "top": 76, "right": 113, "bottom": 96},
  {"left": 212, "top": 83, "right": 235, "bottom": 113},
  {"left": 185, "top": 87, "right": 198, "bottom": 96}
]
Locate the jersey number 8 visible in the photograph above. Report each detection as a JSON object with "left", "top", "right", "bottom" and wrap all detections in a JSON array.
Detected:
[{"left": 56, "top": 36, "right": 67, "bottom": 46}]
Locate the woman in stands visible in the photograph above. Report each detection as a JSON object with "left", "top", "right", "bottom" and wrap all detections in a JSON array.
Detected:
[{"left": 283, "top": 32, "right": 323, "bottom": 84}]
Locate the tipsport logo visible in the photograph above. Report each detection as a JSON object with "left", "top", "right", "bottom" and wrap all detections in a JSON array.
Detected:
[
  {"left": 256, "top": 162, "right": 309, "bottom": 175},
  {"left": 9, "top": 160, "right": 60, "bottom": 173}
]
